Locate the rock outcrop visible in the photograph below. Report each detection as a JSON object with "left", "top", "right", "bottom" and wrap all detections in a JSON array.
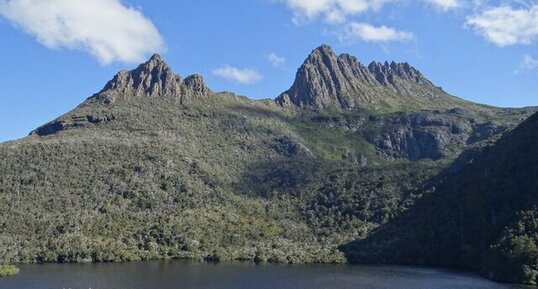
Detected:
[
  {"left": 276, "top": 45, "right": 454, "bottom": 111},
  {"left": 31, "top": 54, "right": 211, "bottom": 136},
  {"left": 364, "top": 110, "right": 510, "bottom": 161},
  {"left": 94, "top": 54, "right": 211, "bottom": 104},
  {"left": 183, "top": 74, "right": 211, "bottom": 98},
  {"left": 31, "top": 114, "right": 116, "bottom": 137}
]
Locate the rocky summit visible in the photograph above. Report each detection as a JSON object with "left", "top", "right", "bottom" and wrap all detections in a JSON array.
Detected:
[
  {"left": 31, "top": 54, "right": 211, "bottom": 136},
  {"left": 276, "top": 45, "right": 463, "bottom": 111},
  {"left": 1, "top": 45, "right": 537, "bottom": 285},
  {"left": 97, "top": 53, "right": 210, "bottom": 104}
]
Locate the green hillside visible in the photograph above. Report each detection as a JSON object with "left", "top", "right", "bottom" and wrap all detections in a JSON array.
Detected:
[
  {"left": 0, "top": 46, "right": 536, "bottom": 285},
  {"left": 344, "top": 112, "right": 538, "bottom": 285}
]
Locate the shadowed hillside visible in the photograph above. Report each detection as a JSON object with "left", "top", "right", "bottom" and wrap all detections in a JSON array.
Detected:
[{"left": 343, "top": 112, "right": 538, "bottom": 285}]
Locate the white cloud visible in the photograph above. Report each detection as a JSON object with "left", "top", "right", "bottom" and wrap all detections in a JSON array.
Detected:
[
  {"left": 425, "top": 0, "right": 461, "bottom": 11},
  {"left": 267, "top": 53, "right": 286, "bottom": 67},
  {"left": 521, "top": 54, "right": 538, "bottom": 70},
  {"left": 279, "top": 0, "right": 438, "bottom": 45},
  {"left": 466, "top": 4, "right": 538, "bottom": 46},
  {"left": 0, "top": 0, "right": 165, "bottom": 64},
  {"left": 213, "top": 65, "right": 263, "bottom": 85},
  {"left": 280, "top": 0, "right": 467, "bottom": 24},
  {"left": 343, "top": 22, "right": 414, "bottom": 43},
  {"left": 281, "top": 0, "right": 389, "bottom": 24},
  {"left": 515, "top": 54, "right": 538, "bottom": 74}
]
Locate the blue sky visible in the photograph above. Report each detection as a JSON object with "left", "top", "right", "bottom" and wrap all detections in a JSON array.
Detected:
[{"left": 0, "top": 0, "right": 537, "bottom": 142}]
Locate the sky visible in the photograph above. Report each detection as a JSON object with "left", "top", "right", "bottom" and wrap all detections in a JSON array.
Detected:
[{"left": 0, "top": 0, "right": 537, "bottom": 142}]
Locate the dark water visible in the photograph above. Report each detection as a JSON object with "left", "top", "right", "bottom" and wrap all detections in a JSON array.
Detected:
[{"left": 0, "top": 261, "right": 532, "bottom": 289}]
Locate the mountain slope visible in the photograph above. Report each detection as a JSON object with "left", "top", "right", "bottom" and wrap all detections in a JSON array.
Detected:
[
  {"left": 0, "top": 52, "right": 438, "bottom": 264},
  {"left": 32, "top": 53, "right": 211, "bottom": 137},
  {"left": 276, "top": 45, "right": 483, "bottom": 112},
  {"left": 344, "top": 112, "right": 538, "bottom": 285},
  {"left": 0, "top": 46, "right": 536, "bottom": 283}
]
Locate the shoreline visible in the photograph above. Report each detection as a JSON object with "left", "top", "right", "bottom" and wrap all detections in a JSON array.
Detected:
[{"left": 0, "top": 265, "right": 19, "bottom": 277}]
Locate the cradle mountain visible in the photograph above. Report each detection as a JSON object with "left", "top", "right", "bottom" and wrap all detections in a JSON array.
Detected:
[{"left": 1, "top": 45, "right": 537, "bottom": 285}]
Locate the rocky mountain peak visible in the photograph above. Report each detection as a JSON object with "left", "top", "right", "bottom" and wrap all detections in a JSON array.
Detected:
[
  {"left": 136, "top": 53, "right": 167, "bottom": 72},
  {"left": 276, "top": 45, "right": 448, "bottom": 111},
  {"left": 97, "top": 54, "right": 210, "bottom": 103},
  {"left": 148, "top": 53, "right": 164, "bottom": 64},
  {"left": 275, "top": 45, "right": 376, "bottom": 110},
  {"left": 31, "top": 55, "right": 213, "bottom": 136},
  {"left": 367, "top": 61, "right": 427, "bottom": 86},
  {"left": 313, "top": 44, "right": 334, "bottom": 54},
  {"left": 304, "top": 44, "right": 338, "bottom": 64},
  {"left": 184, "top": 74, "right": 211, "bottom": 98}
]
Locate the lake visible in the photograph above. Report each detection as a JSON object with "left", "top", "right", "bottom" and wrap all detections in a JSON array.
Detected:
[{"left": 0, "top": 261, "right": 531, "bottom": 289}]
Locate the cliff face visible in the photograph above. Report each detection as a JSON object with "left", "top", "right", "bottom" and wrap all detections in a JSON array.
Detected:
[
  {"left": 95, "top": 53, "right": 211, "bottom": 104},
  {"left": 276, "top": 45, "right": 453, "bottom": 111},
  {"left": 31, "top": 54, "right": 211, "bottom": 137}
]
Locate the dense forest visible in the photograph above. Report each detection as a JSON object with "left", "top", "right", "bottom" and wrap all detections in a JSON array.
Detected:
[{"left": 345, "top": 112, "right": 538, "bottom": 285}]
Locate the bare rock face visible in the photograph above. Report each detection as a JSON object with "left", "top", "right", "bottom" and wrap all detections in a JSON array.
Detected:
[
  {"left": 276, "top": 45, "right": 449, "bottom": 111},
  {"left": 276, "top": 45, "right": 379, "bottom": 110},
  {"left": 364, "top": 110, "right": 511, "bottom": 161},
  {"left": 183, "top": 74, "right": 211, "bottom": 98},
  {"left": 273, "top": 135, "right": 313, "bottom": 157},
  {"left": 31, "top": 114, "right": 117, "bottom": 137},
  {"left": 31, "top": 54, "right": 212, "bottom": 136},
  {"left": 367, "top": 61, "right": 440, "bottom": 98},
  {"left": 95, "top": 54, "right": 211, "bottom": 104},
  {"left": 100, "top": 54, "right": 181, "bottom": 98}
]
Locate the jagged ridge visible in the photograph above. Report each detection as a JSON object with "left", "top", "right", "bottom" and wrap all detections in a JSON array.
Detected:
[
  {"left": 95, "top": 54, "right": 211, "bottom": 104},
  {"left": 31, "top": 54, "right": 211, "bottom": 136},
  {"left": 276, "top": 45, "right": 458, "bottom": 111}
]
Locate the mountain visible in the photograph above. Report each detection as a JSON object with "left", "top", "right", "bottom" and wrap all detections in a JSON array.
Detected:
[
  {"left": 32, "top": 54, "right": 210, "bottom": 136},
  {"left": 29, "top": 46, "right": 535, "bottom": 162},
  {"left": 97, "top": 53, "right": 211, "bottom": 101},
  {"left": 0, "top": 45, "right": 536, "bottom": 284},
  {"left": 276, "top": 45, "right": 474, "bottom": 111},
  {"left": 343, "top": 111, "right": 538, "bottom": 285}
]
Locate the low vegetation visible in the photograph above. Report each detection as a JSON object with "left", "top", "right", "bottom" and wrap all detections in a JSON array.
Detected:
[{"left": 0, "top": 265, "right": 19, "bottom": 277}]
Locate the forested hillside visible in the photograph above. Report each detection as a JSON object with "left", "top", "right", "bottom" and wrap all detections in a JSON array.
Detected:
[
  {"left": 0, "top": 45, "right": 536, "bottom": 285},
  {"left": 345, "top": 112, "right": 538, "bottom": 285}
]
